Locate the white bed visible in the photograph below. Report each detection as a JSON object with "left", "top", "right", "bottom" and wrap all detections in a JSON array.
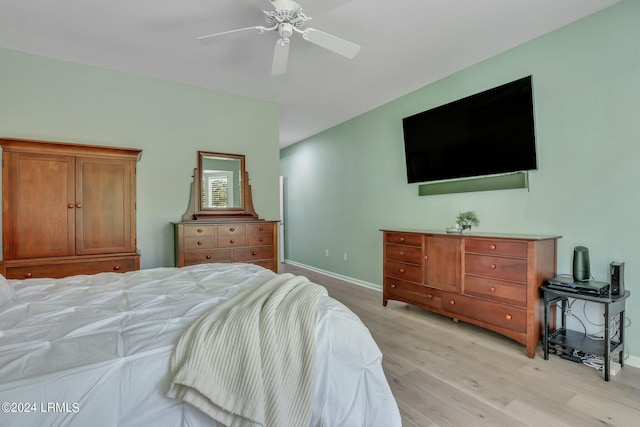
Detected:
[{"left": 0, "top": 263, "right": 401, "bottom": 427}]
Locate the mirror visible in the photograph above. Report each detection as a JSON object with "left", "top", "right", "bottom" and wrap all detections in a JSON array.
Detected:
[
  {"left": 182, "top": 151, "right": 258, "bottom": 220},
  {"left": 199, "top": 152, "right": 244, "bottom": 210}
]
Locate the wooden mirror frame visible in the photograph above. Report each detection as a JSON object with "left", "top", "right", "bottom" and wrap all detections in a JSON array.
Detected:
[{"left": 182, "top": 152, "right": 258, "bottom": 221}]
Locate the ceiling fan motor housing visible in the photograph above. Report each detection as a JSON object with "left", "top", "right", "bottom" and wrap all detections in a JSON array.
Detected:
[{"left": 265, "top": 0, "right": 307, "bottom": 29}]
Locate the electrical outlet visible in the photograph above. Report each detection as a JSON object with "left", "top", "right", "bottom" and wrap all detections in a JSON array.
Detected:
[
  {"left": 343, "top": 253, "right": 348, "bottom": 261},
  {"left": 325, "top": 249, "right": 329, "bottom": 257}
]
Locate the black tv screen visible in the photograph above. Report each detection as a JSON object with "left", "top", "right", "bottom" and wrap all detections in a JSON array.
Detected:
[{"left": 402, "top": 76, "right": 537, "bottom": 184}]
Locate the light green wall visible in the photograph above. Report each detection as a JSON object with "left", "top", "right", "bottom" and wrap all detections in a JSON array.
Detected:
[
  {"left": 281, "top": 0, "right": 640, "bottom": 362},
  {"left": 0, "top": 47, "right": 280, "bottom": 268}
]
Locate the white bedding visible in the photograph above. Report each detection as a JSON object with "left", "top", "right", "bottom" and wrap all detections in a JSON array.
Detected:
[{"left": 0, "top": 263, "right": 401, "bottom": 427}]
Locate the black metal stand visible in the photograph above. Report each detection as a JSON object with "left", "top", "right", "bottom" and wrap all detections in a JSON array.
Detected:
[{"left": 542, "top": 284, "right": 630, "bottom": 381}]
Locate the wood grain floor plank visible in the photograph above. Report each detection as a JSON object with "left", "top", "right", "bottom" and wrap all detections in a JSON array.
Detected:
[{"left": 282, "top": 264, "right": 640, "bottom": 426}]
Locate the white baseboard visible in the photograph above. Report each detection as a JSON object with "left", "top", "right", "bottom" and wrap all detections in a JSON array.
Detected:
[
  {"left": 283, "top": 260, "right": 382, "bottom": 292},
  {"left": 625, "top": 355, "right": 640, "bottom": 369}
]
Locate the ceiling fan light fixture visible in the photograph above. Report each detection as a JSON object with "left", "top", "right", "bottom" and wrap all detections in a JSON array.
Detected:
[{"left": 279, "top": 22, "right": 294, "bottom": 38}]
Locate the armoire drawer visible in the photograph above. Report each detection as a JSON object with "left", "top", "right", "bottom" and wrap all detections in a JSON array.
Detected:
[
  {"left": 464, "top": 275, "right": 527, "bottom": 307},
  {"left": 465, "top": 253, "right": 527, "bottom": 283},
  {"left": 4, "top": 256, "right": 138, "bottom": 279},
  {"left": 385, "top": 244, "right": 423, "bottom": 265},
  {"left": 441, "top": 292, "right": 526, "bottom": 334},
  {"left": 384, "top": 260, "right": 423, "bottom": 283}
]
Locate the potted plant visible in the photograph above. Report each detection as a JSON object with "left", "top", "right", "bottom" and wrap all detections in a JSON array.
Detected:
[{"left": 456, "top": 211, "right": 480, "bottom": 233}]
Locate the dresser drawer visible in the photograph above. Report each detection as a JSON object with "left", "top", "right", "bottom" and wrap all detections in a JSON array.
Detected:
[
  {"left": 183, "top": 235, "right": 216, "bottom": 250},
  {"left": 250, "top": 259, "right": 277, "bottom": 272},
  {"left": 385, "top": 277, "right": 435, "bottom": 306},
  {"left": 182, "top": 225, "right": 216, "bottom": 238},
  {"left": 464, "top": 275, "right": 527, "bottom": 307},
  {"left": 183, "top": 250, "right": 231, "bottom": 265},
  {"left": 465, "top": 239, "right": 528, "bottom": 258},
  {"left": 385, "top": 244, "right": 423, "bottom": 265},
  {"left": 247, "top": 223, "right": 274, "bottom": 235},
  {"left": 385, "top": 260, "right": 423, "bottom": 283},
  {"left": 217, "top": 224, "right": 247, "bottom": 247},
  {"left": 442, "top": 292, "right": 526, "bottom": 334},
  {"left": 384, "top": 232, "right": 423, "bottom": 247},
  {"left": 465, "top": 253, "right": 527, "bottom": 283},
  {"left": 234, "top": 246, "right": 274, "bottom": 262},
  {"left": 247, "top": 233, "right": 273, "bottom": 246}
]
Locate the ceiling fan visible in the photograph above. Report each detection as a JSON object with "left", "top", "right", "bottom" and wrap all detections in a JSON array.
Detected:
[{"left": 198, "top": 0, "right": 361, "bottom": 75}]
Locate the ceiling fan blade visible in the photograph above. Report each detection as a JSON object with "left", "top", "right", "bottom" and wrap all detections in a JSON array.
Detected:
[
  {"left": 272, "top": 38, "right": 290, "bottom": 76},
  {"left": 302, "top": 28, "right": 361, "bottom": 59},
  {"left": 198, "top": 26, "right": 267, "bottom": 44}
]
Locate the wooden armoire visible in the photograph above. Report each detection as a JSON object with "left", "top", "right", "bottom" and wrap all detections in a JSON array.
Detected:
[{"left": 0, "top": 138, "right": 142, "bottom": 279}]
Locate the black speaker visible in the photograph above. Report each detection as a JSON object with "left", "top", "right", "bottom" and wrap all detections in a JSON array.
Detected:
[
  {"left": 572, "top": 246, "right": 590, "bottom": 282},
  {"left": 610, "top": 262, "right": 625, "bottom": 296}
]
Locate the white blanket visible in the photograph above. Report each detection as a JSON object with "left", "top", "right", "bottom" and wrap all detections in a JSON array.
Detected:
[
  {"left": 0, "top": 263, "right": 402, "bottom": 427},
  {"left": 168, "top": 273, "right": 326, "bottom": 427}
]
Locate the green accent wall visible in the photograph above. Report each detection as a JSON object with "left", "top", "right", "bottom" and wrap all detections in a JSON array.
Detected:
[
  {"left": 0, "top": 47, "right": 280, "bottom": 268},
  {"left": 281, "top": 1, "right": 640, "bottom": 363}
]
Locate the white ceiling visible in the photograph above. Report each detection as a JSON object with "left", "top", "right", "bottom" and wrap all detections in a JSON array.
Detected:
[{"left": 0, "top": 0, "right": 620, "bottom": 147}]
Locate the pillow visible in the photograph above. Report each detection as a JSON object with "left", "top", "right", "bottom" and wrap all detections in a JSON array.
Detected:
[{"left": 0, "top": 274, "right": 16, "bottom": 307}]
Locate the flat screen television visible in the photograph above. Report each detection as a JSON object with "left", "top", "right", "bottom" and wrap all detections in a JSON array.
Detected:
[{"left": 402, "top": 76, "right": 537, "bottom": 184}]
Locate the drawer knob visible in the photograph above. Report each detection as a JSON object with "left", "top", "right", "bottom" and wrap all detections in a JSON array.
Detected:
[
  {"left": 399, "top": 237, "right": 405, "bottom": 242},
  {"left": 259, "top": 226, "right": 264, "bottom": 231},
  {"left": 68, "top": 204, "right": 75, "bottom": 209},
  {"left": 399, "top": 251, "right": 405, "bottom": 256},
  {"left": 197, "top": 241, "right": 203, "bottom": 245},
  {"left": 252, "top": 251, "right": 257, "bottom": 256},
  {"left": 399, "top": 268, "right": 405, "bottom": 274},
  {"left": 390, "top": 283, "right": 397, "bottom": 288},
  {"left": 24, "top": 272, "right": 32, "bottom": 278},
  {"left": 76, "top": 203, "right": 82, "bottom": 208},
  {"left": 259, "top": 237, "right": 264, "bottom": 242},
  {"left": 113, "top": 265, "right": 121, "bottom": 271},
  {"left": 490, "top": 244, "right": 496, "bottom": 250},
  {"left": 449, "top": 300, "right": 455, "bottom": 305},
  {"left": 490, "top": 287, "right": 496, "bottom": 292},
  {"left": 197, "top": 228, "right": 203, "bottom": 233},
  {"left": 206, "top": 255, "right": 212, "bottom": 260},
  {"left": 427, "top": 294, "right": 433, "bottom": 299},
  {"left": 230, "top": 239, "right": 235, "bottom": 244},
  {"left": 424, "top": 255, "right": 429, "bottom": 260},
  {"left": 505, "top": 314, "right": 512, "bottom": 321},
  {"left": 230, "top": 227, "right": 235, "bottom": 232},
  {"left": 490, "top": 264, "right": 497, "bottom": 269}
]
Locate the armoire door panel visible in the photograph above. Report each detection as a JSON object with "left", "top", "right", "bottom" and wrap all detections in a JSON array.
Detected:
[
  {"left": 10, "top": 153, "right": 75, "bottom": 259},
  {"left": 75, "top": 158, "right": 133, "bottom": 255}
]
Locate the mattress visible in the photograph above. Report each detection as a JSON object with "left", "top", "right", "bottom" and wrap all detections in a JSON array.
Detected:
[{"left": 0, "top": 263, "right": 401, "bottom": 427}]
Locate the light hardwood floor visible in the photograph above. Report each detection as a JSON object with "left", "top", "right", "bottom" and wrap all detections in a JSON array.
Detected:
[{"left": 281, "top": 263, "right": 640, "bottom": 427}]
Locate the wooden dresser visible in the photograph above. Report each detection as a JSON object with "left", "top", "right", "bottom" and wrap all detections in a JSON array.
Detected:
[
  {"left": 1, "top": 138, "right": 141, "bottom": 279},
  {"left": 174, "top": 151, "right": 278, "bottom": 273},
  {"left": 382, "top": 229, "right": 560, "bottom": 358},
  {"left": 174, "top": 220, "right": 278, "bottom": 272}
]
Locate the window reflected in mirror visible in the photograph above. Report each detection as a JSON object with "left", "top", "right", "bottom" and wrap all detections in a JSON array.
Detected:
[{"left": 199, "top": 152, "right": 244, "bottom": 210}]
